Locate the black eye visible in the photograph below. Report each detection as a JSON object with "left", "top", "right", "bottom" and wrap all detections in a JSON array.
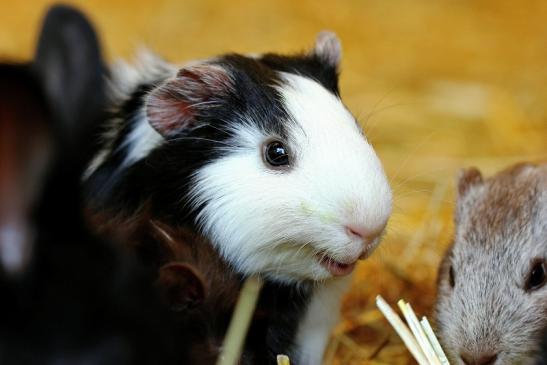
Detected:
[
  {"left": 525, "top": 260, "right": 546, "bottom": 292},
  {"left": 449, "top": 265, "right": 455, "bottom": 288},
  {"left": 264, "top": 141, "right": 290, "bottom": 167}
]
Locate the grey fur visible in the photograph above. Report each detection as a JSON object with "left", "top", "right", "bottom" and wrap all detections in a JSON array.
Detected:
[{"left": 436, "top": 162, "right": 547, "bottom": 365}]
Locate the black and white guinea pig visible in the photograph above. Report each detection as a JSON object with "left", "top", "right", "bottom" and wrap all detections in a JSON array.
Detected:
[
  {"left": 86, "top": 31, "right": 392, "bottom": 283},
  {"left": 0, "top": 6, "right": 182, "bottom": 364},
  {"left": 84, "top": 31, "right": 393, "bottom": 364},
  {"left": 436, "top": 163, "right": 547, "bottom": 365}
]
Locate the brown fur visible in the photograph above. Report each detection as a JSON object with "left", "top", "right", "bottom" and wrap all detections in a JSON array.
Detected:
[{"left": 90, "top": 208, "right": 257, "bottom": 363}]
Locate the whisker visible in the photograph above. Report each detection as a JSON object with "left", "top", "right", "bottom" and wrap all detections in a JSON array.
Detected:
[
  {"left": 166, "top": 136, "right": 234, "bottom": 147},
  {"left": 387, "top": 131, "right": 439, "bottom": 184}
]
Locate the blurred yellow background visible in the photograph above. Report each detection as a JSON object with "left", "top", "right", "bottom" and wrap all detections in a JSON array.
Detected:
[{"left": 2, "top": 1, "right": 546, "bottom": 363}]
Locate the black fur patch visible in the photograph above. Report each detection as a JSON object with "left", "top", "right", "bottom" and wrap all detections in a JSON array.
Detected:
[
  {"left": 86, "top": 54, "right": 301, "bottom": 221},
  {"left": 260, "top": 53, "right": 340, "bottom": 96},
  {"left": 256, "top": 282, "right": 313, "bottom": 364}
]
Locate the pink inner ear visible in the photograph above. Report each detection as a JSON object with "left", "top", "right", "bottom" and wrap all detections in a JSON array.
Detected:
[
  {"left": 458, "top": 167, "right": 483, "bottom": 196},
  {"left": 146, "top": 64, "right": 233, "bottom": 138},
  {"left": 313, "top": 31, "right": 341, "bottom": 67},
  {"left": 146, "top": 80, "right": 195, "bottom": 138}
]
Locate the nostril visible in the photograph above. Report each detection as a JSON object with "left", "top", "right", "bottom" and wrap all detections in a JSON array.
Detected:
[
  {"left": 477, "top": 354, "right": 497, "bottom": 365},
  {"left": 344, "top": 223, "right": 385, "bottom": 242},
  {"left": 460, "top": 352, "right": 498, "bottom": 365},
  {"left": 345, "top": 225, "right": 365, "bottom": 239},
  {"left": 344, "top": 223, "right": 386, "bottom": 260}
]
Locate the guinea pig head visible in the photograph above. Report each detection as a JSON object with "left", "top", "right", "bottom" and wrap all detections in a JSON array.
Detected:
[
  {"left": 436, "top": 163, "right": 547, "bottom": 365},
  {"left": 145, "top": 32, "right": 392, "bottom": 283},
  {"left": 150, "top": 222, "right": 252, "bottom": 364}
]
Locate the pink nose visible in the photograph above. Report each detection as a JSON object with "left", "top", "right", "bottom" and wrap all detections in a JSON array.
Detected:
[
  {"left": 345, "top": 225, "right": 368, "bottom": 240},
  {"left": 344, "top": 224, "right": 385, "bottom": 242},
  {"left": 460, "top": 352, "right": 498, "bottom": 365}
]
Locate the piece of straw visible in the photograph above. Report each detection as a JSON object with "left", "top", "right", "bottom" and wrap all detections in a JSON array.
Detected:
[
  {"left": 420, "top": 317, "right": 450, "bottom": 365},
  {"left": 216, "top": 276, "right": 264, "bottom": 365},
  {"left": 377, "top": 296, "right": 451, "bottom": 365},
  {"left": 375, "top": 295, "right": 429, "bottom": 365},
  {"left": 398, "top": 300, "right": 441, "bottom": 365},
  {"left": 277, "top": 354, "right": 290, "bottom": 365}
]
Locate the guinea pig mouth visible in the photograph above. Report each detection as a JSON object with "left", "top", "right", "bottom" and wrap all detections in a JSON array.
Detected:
[{"left": 315, "top": 254, "right": 356, "bottom": 277}]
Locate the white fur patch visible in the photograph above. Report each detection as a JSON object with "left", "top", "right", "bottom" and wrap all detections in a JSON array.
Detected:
[
  {"left": 84, "top": 110, "right": 163, "bottom": 178},
  {"left": 293, "top": 276, "right": 351, "bottom": 365},
  {"left": 119, "top": 110, "right": 163, "bottom": 168},
  {"left": 109, "top": 48, "right": 177, "bottom": 103},
  {"left": 84, "top": 49, "right": 175, "bottom": 178},
  {"left": 189, "top": 73, "right": 392, "bottom": 283}
]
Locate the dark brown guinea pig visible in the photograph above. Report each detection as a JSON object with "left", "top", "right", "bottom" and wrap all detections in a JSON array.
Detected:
[
  {"left": 93, "top": 211, "right": 310, "bottom": 365},
  {"left": 109, "top": 216, "right": 273, "bottom": 364},
  {"left": 145, "top": 222, "right": 245, "bottom": 364}
]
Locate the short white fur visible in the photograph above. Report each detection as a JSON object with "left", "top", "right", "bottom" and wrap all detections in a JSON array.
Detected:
[
  {"left": 85, "top": 49, "right": 175, "bottom": 178},
  {"left": 293, "top": 276, "right": 352, "bottom": 365},
  {"left": 189, "top": 72, "right": 392, "bottom": 283}
]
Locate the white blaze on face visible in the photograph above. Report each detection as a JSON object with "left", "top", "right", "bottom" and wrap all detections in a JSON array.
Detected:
[{"left": 190, "top": 73, "right": 392, "bottom": 283}]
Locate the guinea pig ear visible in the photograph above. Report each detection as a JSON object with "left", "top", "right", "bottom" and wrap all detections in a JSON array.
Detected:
[
  {"left": 33, "top": 4, "right": 106, "bottom": 142},
  {"left": 312, "top": 31, "right": 342, "bottom": 69},
  {"left": 157, "top": 262, "right": 207, "bottom": 311},
  {"left": 145, "top": 64, "right": 234, "bottom": 138},
  {"left": 457, "top": 167, "right": 483, "bottom": 197}
]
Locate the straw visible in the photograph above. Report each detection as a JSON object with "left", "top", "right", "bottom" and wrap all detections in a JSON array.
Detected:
[
  {"left": 375, "top": 296, "right": 429, "bottom": 365},
  {"left": 421, "top": 317, "right": 450, "bottom": 365},
  {"left": 376, "top": 295, "right": 451, "bottom": 365},
  {"left": 277, "top": 354, "right": 291, "bottom": 365},
  {"left": 398, "top": 300, "right": 441, "bottom": 365},
  {"left": 216, "top": 276, "right": 264, "bottom": 365}
]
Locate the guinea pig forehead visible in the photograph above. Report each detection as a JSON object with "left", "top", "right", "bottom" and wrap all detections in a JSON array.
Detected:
[
  {"left": 459, "top": 183, "right": 536, "bottom": 242},
  {"left": 274, "top": 72, "right": 360, "bottom": 139},
  {"left": 452, "top": 235, "right": 505, "bottom": 264},
  {"left": 216, "top": 57, "right": 293, "bottom": 140}
]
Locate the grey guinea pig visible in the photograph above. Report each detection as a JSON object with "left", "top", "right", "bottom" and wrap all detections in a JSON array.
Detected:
[{"left": 436, "top": 162, "right": 547, "bottom": 365}]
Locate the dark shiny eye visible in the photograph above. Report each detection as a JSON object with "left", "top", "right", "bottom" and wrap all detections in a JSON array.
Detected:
[
  {"left": 264, "top": 141, "right": 290, "bottom": 167},
  {"left": 525, "top": 260, "right": 546, "bottom": 292},
  {"left": 449, "top": 265, "right": 455, "bottom": 288}
]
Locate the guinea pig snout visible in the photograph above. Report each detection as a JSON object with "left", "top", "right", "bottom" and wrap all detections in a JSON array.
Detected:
[
  {"left": 343, "top": 221, "right": 386, "bottom": 259},
  {"left": 460, "top": 351, "right": 498, "bottom": 365}
]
